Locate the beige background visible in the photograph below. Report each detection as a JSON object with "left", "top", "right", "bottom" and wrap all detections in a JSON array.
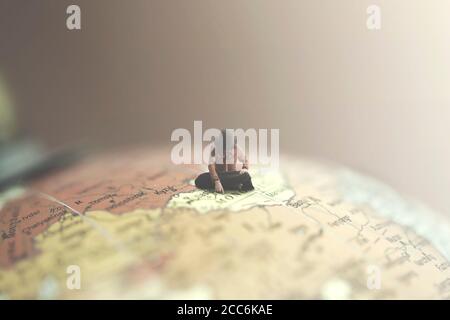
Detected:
[{"left": 0, "top": 1, "right": 449, "bottom": 214}]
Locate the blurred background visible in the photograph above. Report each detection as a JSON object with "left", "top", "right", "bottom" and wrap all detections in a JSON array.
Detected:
[{"left": 0, "top": 0, "right": 449, "bottom": 214}]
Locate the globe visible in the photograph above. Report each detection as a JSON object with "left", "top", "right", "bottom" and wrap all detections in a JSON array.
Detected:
[
  {"left": 0, "top": 75, "right": 16, "bottom": 143},
  {"left": 0, "top": 148, "right": 449, "bottom": 299}
]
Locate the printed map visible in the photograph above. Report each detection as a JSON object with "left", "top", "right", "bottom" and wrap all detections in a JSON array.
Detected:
[{"left": 0, "top": 149, "right": 449, "bottom": 299}]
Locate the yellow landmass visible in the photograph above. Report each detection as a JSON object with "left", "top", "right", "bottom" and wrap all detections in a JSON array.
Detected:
[{"left": 167, "top": 169, "right": 295, "bottom": 213}]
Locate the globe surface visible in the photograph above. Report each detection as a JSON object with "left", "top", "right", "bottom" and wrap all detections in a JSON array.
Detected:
[{"left": 0, "top": 148, "right": 449, "bottom": 299}]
